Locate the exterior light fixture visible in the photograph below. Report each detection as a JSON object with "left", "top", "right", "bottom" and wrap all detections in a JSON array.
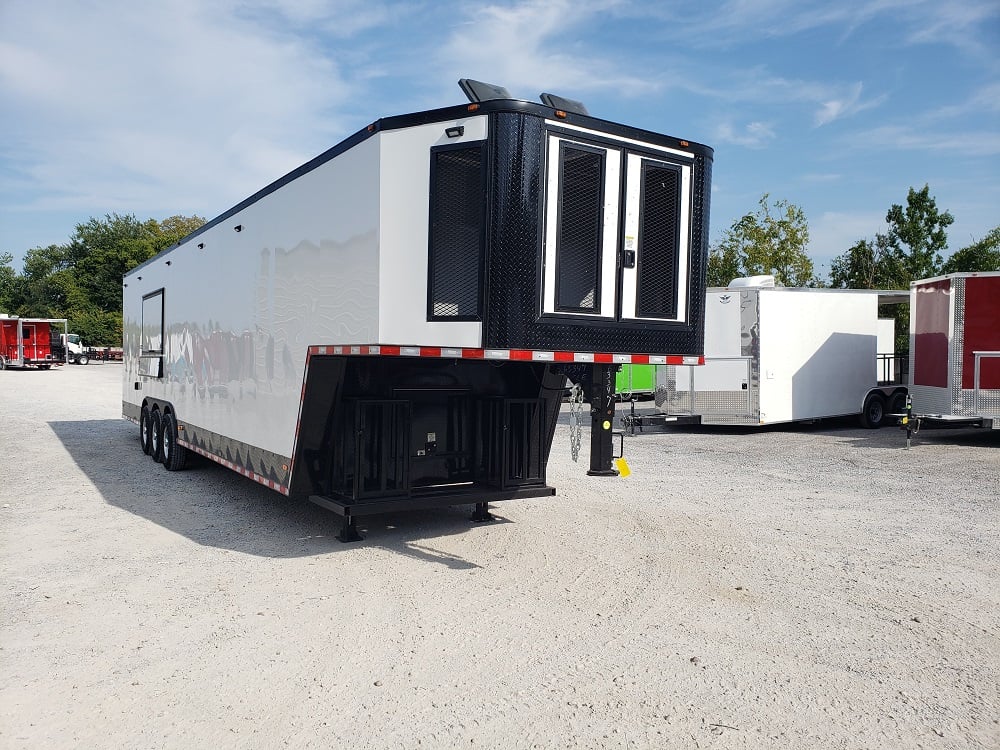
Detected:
[{"left": 446, "top": 126, "right": 465, "bottom": 138}]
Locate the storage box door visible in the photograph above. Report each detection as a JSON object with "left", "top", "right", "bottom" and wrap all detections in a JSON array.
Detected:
[
  {"left": 541, "top": 136, "right": 621, "bottom": 319},
  {"left": 619, "top": 153, "right": 691, "bottom": 323}
]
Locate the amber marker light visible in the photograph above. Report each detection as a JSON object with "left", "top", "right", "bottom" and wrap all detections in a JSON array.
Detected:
[
  {"left": 554, "top": 110, "right": 568, "bottom": 118},
  {"left": 467, "top": 103, "right": 480, "bottom": 112},
  {"left": 679, "top": 140, "right": 690, "bottom": 147}
]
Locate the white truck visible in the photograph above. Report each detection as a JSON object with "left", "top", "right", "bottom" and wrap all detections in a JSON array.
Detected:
[
  {"left": 647, "top": 276, "right": 907, "bottom": 428},
  {"left": 53, "top": 333, "right": 90, "bottom": 364},
  {"left": 122, "top": 80, "right": 714, "bottom": 540}
]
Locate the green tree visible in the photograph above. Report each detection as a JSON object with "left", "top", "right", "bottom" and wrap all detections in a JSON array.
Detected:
[
  {"left": 886, "top": 184, "right": 954, "bottom": 279},
  {"left": 156, "top": 215, "right": 206, "bottom": 251},
  {"left": 941, "top": 226, "right": 1000, "bottom": 273},
  {"left": 829, "top": 233, "right": 905, "bottom": 290},
  {"left": 4, "top": 214, "right": 206, "bottom": 346},
  {"left": 0, "top": 252, "right": 18, "bottom": 313},
  {"left": 66, "top": 214, "right": 161, "bottom": 313},
  {"left": 16, "top": 244, "right": 74, "bottom": 317},
  {"left": 830, "top": 184, "right": 954, "bottom": 290},
  {"left": 707, "top": 194, "right": 815, "bottom": 286}
]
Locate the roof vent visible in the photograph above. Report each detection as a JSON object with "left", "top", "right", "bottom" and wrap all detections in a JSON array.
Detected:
[
  {"left": 540, "top": 92, "right": 588, "bottom": 115},
  {"left": 458, "top": 78, "right": 512, "bottom": 103}
]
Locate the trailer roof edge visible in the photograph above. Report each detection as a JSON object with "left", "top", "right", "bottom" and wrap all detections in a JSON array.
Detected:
[
  {"left": 124, "top": 99, "right": 713, "bottom": 279},
  {"left": 910, "top": 270, "right": 1000, "bottom": 287}
]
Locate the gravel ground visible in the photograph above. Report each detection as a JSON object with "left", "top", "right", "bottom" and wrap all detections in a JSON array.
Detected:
[{"left": 2, "top": 363, "right": 998, "bottom": 749}]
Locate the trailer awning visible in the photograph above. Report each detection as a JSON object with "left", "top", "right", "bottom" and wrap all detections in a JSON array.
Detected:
[{"left": 875, "top": 291, "right": 909, "bottom": 305}]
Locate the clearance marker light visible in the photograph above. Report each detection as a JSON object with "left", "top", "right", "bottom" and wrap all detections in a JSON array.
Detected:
[{"left": 554, "top": 110, "right": 568, "bottom": 119}]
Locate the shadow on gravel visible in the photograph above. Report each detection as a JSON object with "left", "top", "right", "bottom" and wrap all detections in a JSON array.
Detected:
[{"left": 48, "top": 418, "right": 507, "bottom": 566}]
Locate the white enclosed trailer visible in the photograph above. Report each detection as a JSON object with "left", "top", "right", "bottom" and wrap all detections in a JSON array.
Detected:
[
  {"left": 908, "top": 271, "right": 1000, "bottom": 429},
  {"left": 651, "top": 278, "right": 906, "bottom": 427},
  {"left": 122, "top": 82, "right": 714, "bottom": 539}
]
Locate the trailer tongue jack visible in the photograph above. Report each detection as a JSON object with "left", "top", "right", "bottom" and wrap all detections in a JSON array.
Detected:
[{"left": 587, "top": 364, "right": 619, "bottom": 477}]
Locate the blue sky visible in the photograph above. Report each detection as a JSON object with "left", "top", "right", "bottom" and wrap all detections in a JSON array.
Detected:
[{"left": 1, "top": 0, "right": 997, "bottom": 280}]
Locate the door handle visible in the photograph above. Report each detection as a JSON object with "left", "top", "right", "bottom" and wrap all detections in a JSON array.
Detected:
[{"left": 623, "top": 249, "right": 636, "bottom": 268}]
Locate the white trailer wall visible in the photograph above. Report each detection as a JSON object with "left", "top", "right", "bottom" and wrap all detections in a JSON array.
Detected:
[
  {"left": 378, "top": 115, "right": 487, "bottom": 347},
  {"left": 123, "top": 135, "right": 382, "bottom": 459},
  {"left": 757, "top": 291, "right": 877, "bottom": 423}
]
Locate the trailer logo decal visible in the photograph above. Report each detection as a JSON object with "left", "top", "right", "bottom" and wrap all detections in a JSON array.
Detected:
[{"left": 720, "top": 295, "right": 731, "bottom": 304}]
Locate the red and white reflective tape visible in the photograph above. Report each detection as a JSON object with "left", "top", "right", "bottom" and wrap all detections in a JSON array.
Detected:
[
  {"left": 306, "top": 344, "right": 703, "bottom": 366},
  {"left": 179, "top": 439, "right": 290, "bottom": 496}
]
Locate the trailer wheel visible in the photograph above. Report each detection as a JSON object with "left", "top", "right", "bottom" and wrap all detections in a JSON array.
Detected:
[
  {"left": 160, "top": 412, "right": 187, "bottom": 472},
  {"left": 860, "top": 392, "right": 886, "bottom": 429},
  {"left": 150, "top": 410, "right": 164, "bottom": 462},
  {"left": 78, "top": 354, "right": 89, "bottom": 365},
  {"left": 140, "top": 406, "right": 153, "bottom": 455}
]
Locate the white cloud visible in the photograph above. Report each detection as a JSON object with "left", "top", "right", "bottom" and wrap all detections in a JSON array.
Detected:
[
  {"left": 0, "top": 0, "right": 370, "bottom": 219},
  {"left": 668, "top": 0, "right": 999, "bottom": 61},
  {"left": 437, "top": 0, "right": 657, "bottom": 99},
  {"left": 712, "top": 120, "right": 776, "bottom": 148},
  {"left": 853, "top": 125, "right": 1000, "bottom": 157},
  {"left": 814, "top": 82, "right": 886, "bottom": 126}
]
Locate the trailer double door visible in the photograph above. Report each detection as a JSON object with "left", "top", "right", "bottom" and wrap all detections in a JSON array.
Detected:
[{"left": 540, "top": 130, "right": 694, "bottom": 327}]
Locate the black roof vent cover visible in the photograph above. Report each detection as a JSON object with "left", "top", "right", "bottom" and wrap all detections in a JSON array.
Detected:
[
  {"left": 540, "top": 92, "right": 589, "bottom": 115},
  {"left": 458, "top": 78, "right": 512, "bottom": 102}
]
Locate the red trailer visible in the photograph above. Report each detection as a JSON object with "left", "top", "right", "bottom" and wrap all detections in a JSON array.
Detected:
[
  {"left": 908, "top": 272, "right": 1000, "bottom": 429},
  {"left": 0, "top": 316, "right": 68, "bottom": 370}
]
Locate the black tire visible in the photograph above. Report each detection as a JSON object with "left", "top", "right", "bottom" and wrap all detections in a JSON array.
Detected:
[
  {"left": 860, "top": 392, "right": 886, "bottom": 429},
  {"left": 0, "top": 357, "right": 6, "bottom": 370},
  {"left": 160, "top": 412, "right": 188, "bottom": 471},
  {"left": 40, "top": 364, "right": 51, "bottom": 370},
  {"left": 889, "top": 391, "right": 907, "bottom": 415},
  {"left": 78, "top": 354, "right": 89, "bottom": 365},
  {"left": 150, "top": 410, "right": 164, "bottom": 462},
  {"left": 140, "top": 405, "right": 153, "bottom": 455}
]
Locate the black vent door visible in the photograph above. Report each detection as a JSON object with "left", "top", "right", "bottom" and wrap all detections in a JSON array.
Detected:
[
  {"left": 620, "top": 153, "right": 692, "bottom": 322},
  {"left": 541, "top": 135, "right": 693, "bottom": 325},
  {"left": 427, "top": 143, "right": 486, "bottom": 320},
  {"left": 541, "top": 136, "right": 621, "bottom": 319}
]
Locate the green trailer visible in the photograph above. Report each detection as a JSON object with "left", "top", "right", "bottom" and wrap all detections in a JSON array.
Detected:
[{"left": 615, "top": 364, "right": 657, "bottom": 399}]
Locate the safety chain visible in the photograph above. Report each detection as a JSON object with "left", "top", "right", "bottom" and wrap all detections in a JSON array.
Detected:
[{"left": 568, "top": 383, "right": 584, "bottom": 462}]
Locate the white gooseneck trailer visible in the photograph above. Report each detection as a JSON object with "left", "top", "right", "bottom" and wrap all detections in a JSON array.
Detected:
[{"left": 122, "top": 81, "right": 714, "bottom": 539}]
